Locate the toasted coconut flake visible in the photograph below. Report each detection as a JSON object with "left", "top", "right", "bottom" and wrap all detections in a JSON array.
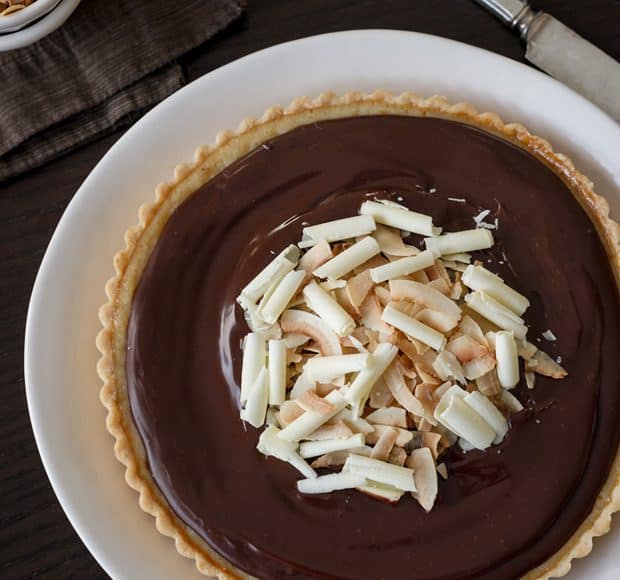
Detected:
[
  {"left": 525, "top": 371, "right": 536, "bottom": 390},
  {"left": 527, "top": 349, "right": 568, "bottom": 378},
  {"left": 370, "top": 251, "right": 437, "bottom": 283},
  {"left": 301, "top": 215, "right": 376, "bottom": 247},
  {"left": 433, "top": 350, "right": 466, "bottom": 384},
  {"left": 425, "top": 229, "right": 493, "bottom": 256},
  {"left": 298, "top": 240, "right": 333, "bottom": 278},
  {"left": 281, "top": 309, "right": 342, "bottom": 356},
  {"left": 366, "top": 425, "right": 414, "bottom": 447},
  {"left": 443, "top": 252, "right": 472, "bottom": 264},
  {"left": 495, "top": 331, "right": 519, "bottom": 389},
  {"left": 437, "top": 462, "right": 448, "bottom": 479},
  {"left": 361, "top": 200, "right": 436, "bottom": 237},
  {"left": 278, "top": 400, "right": 305, "bottom": 426},
  {"left": 475, "top": 369, "right": 502, "bottom": 397},
  {"left": 462, "top": 264, "right": 530, "bottom": 315},
  {"left": 240, "top": 333, "right": 266, "bottom": 404},
  {"left": 314, "top": 237, "right": 381, "bottom": 280},
  {"left": 346, "top": 269, "right": 375, "bottom": 309},
  {"left": 305, "top": 420, "right": 354, "bottom": 441},
  {"left": 382, "top": 303, "right": 446, "bottom": 351},
  {"left": 278, "top": 390, "right": 347, "bottom": 442},
  {"left": 428, "top": 277, "right": 452, "bottom": 294},
  {"left": 457, "top": 315, "right": 488, "bottom": 346},
  {"left": 389, "top": 279, "right": 461, "bottom": 321},
  {"left": 289, "top": 372, "right": 316, "bottom": 399},
  {"left": 449, "top": 280, "right": 464, "bottom": 300},
  {"left": 337, "top": 409, "right": 375, "bottom": 435},
  {"left": 360, "top": 292, "right": 393, "bottom": 334},
  {"left": 463, "top": 353, "right": 497, "bottom": 380},
  {"left": 370, "top": 426, "right": 399, "bottom": 460},
  {"left": 299, "top": 433, "right": 366, "bottom": 458},
  {"left": 384, "top": 361, "right": 426, "bottom": 416},
  {"left": 304, "top": 281, "right": 356, "bottom": 336},
  {"left": 311, "top": 447, "right": 370, "bottom": 468},
  {"left": 422, "top": 432, "right": 442, "bottom": 460},
  {"left": 298, "top": 470, "right": 367, "bottom": 494},
  {"left": 366, "top": 407, "right": 408, "bottom": 428},
  {"left": 374, "top": 285, "right": 392, "bottom": 306},
  {"left": 517, "top": 339, "right": 538, "bottom": 360},
  {"left": 257, "top": 425, "right": 316, "bottom": 479},
  {"left": 447, "top": 334, "right": 488, "bottom": 363},
  {"left": 413, "top": 350, "right": 440, "bottom": 385},
  {"left": 388, "top": 446, "right": 408, "bottom": 466},
  {"left": 369, "top": 376, "right": 394, "bottom": 409},
  {"left": 239, "top": 244, "right": 300, "bottom": 302},
  {"left": 296, "top": 389, "right": 336, "bottom": 415},
  {"left": 344, "top": 454, "right": 416, "bottom": 492},
  {"left": 407, "top": 448, "right": 438, "bottom": 512},
  {"left": 315, "top": 382, "right": 339, "bottom": 397},
  {"left": 372, "top": 224, "right": 420, "bottom": 256},
  {"left": 304, "top": 353, "right": 370, "bottom": 382},
  {"left": 414, "top": 383, "right": 439, "bottom": 423}
]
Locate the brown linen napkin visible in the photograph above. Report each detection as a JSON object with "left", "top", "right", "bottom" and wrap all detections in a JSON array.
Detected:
[{"left": 0, "top": 0, "right": 245, "bottom": 180}]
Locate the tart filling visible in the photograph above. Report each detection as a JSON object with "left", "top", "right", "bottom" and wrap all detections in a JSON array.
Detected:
[{"left": 101, "top": 94, "right": 620, "bottom": 580}]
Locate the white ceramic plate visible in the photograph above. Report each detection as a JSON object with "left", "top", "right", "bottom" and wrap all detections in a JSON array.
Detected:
[
  {"left": 24, "top": 30, "right": 620, "bottom": 580},
  {"left": 0, "top": 0, "right": 80, "bottom": 51}
]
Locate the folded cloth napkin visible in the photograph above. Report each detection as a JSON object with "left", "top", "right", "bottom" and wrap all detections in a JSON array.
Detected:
[{"left": 0, "top": 0, "right": 245, "bottom": 180}]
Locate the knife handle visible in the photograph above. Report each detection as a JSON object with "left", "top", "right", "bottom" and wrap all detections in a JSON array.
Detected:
[{"left": 473, "top": 0, "right": 539, "bottom": 39}]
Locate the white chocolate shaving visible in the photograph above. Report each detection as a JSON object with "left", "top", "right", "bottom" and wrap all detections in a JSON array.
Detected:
[
  {"left": 360, "top": 200, "right": 436, "bottom": 237},
  {"left": 268, "top": 339, "right": 287, "bottom": 405},
  {"left": 438, "top": 394, "right": 495, "bottom": 450},
  {"left": 257, "top": 425, "right": 316, "bottom": 479},
  {"left": 357, "top": 482, "right": 404, "bottom": 503},
  {"left": 424, "top": 229, "right": 493, "bottom": 256},
  {"left": 464, "top": 291, "right": 527, "bottom": 339},
  {"left": 301, "top": 215, "right": 376, "bottom": 247},
  {"left": 345, "top": 343, "right": 398, "bottom": 410},
  {"left": 277, "top": 390, "right": 347, "bottom": 442},
  {"left": 259, "top": 269, "right": 306, "bottom": 324},
  {"left": 382, "top": 303, "right": 446, "bottom": 351},
  {"left": 443, "top": 253, "right": 472, "bottom": 264},
  {"left": 462, "top": 264, "right": 530, "bottom": 315},
  {"left": 303, "top": 281, "right": 356, "bottom": 337},
  {"left": 498, "top": 389, "right": 524, "bottom": 412},
  {"left": 344, "top": 454, "right": 416, "bottom": 492},
  {"left": 495, "top": 331, "right": 519, "bottom": 389},
  {"left": 542, "top": 329, "right": 557, "bottom": 342},
  {"left": 289, "top": 372, "right": 315, "bottom": 400},
  {"left": 239, "top": 244, "right": 299, "bottom": 302},
  {"left": 240, "top": 333, "right": 266, "bottom": 404},
  {"left": 240, "top": 367, "right": 269, "bottom": 427},
  {"left": 297, "top": 471, "right": 367, "bottom": 494},
  {"left": 304, "top": 353, "right": 370, "bottom": 382},
  {"left": 370, "top": 250, "right": 437, "bottom": 283},
  {"left": 313, "top": 236, "right": 381, "bottom": 280},
  {"left": 464, "top": 391, "right": 508, "bottom": 443},
  {"left": 299, "top": 434, "right": 366, "bottom": 458}
]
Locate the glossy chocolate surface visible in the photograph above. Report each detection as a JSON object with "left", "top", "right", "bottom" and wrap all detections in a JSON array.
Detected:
[{"left": 126, "top": 116, "right": 620, "bottom": 579}]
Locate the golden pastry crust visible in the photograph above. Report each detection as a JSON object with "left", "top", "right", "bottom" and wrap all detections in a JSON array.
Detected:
[{"left": 96, "top": 90, "right": 620, "bottom": 580}]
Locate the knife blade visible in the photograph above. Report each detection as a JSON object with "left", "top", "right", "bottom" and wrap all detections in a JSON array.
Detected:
[{"left": 473, "top": 0, "right": 620, "bottom": 121}]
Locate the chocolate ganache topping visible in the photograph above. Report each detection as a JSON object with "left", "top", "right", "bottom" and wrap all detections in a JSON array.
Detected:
[{"left": 126, "top": 116, "right": 620, "bottom": 579}]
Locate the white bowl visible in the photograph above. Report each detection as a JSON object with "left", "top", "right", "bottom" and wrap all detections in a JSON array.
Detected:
[
  {"left": 0, "top": 0, "right": 60, "bottom": 32},
  {"left": 0, "top": 0, "right": 80, "bottom": 51}
]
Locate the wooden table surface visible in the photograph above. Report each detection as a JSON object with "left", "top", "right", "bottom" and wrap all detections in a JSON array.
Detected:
[{"left": 1, "top": 1, "right": 618, "bottom": 578}]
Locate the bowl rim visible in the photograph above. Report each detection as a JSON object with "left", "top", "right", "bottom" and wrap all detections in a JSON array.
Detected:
[{"left": 0, "top": 0, "right": 61, "bottom": 32}]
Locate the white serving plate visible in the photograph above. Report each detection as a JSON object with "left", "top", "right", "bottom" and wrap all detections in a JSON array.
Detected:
[
  {"left": 0, "top": 0, "right": 80, "bottom": 51},
  {"left": 24, "top": 30, "right": 620, "bottom": 579}
]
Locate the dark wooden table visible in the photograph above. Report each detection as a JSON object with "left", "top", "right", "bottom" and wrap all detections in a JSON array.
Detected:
[{"left": 1, "top": 1, "right": 618, "bottom": 578}]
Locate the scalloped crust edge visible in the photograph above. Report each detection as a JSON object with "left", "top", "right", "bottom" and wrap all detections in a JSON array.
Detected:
[{"left": 96, "top": 90, "right": 620, "bottom": 580}]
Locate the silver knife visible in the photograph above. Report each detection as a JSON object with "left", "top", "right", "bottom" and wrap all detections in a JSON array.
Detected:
[{"left": 473, "top": 0, "right": 620, "bottom": 121}]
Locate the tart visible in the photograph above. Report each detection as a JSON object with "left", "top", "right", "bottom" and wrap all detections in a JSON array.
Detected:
[{"left": 97, "top": 91, "right": 620, "bottom": 579}]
